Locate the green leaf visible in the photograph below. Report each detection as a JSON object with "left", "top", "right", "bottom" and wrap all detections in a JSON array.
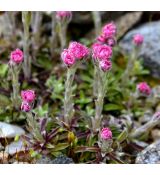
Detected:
[
  {"left": 52, "top": 143, "right": 69, "bottom": 152},
  {"left": 104, "top": 103, "right": 124, "bottom": 111},
  {"left": 0, "top": 64, "right": 8, "bottom": 77},
  {"left": 117, "top": 129, "right": 128, "bottom": 143}
]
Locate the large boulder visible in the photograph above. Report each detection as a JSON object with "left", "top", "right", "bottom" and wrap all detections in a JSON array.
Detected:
[{"left": 120, "top": 21, "right": 160, "bottom": 78}]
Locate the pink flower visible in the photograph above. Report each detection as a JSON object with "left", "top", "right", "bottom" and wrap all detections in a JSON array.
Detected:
[
  {"left": 152, "top": 111, "right": 160, "bottom": 120},
  {"left": 106, "top": 37, "right": 116, "bottom": 47},
  {"left": 10, "top": 48, "right": 23, "bottom": 64},
  {"left": 97, "top": 34, "right": 106, "bottom": 43},
  {"left": 21, "top": 102, "right": 31, "bottom": 112},
  {"left": 68, "top": 42, "right": 89, "bottom": 60},
  {"left": 133, "top": 34, "right": 144, "bottom": 46},
  {"left": 56, "top": 11, "right": 72, "bottom": 22},
  {"left": 92, "top": 43, "right": 112, "bottom": 60},
  {"left": 102, "top": 22, "right": 117, "bottom": 38},
  {"left": 61, "top": 49, "right": 76, "bottom": 66},
  {"left": 100, "top": 128, "right": 112, "bottom": 140},
  {"left": 99, "top": 60, "right": 112, "bottom": 72},
  {"left": 137, "top": 82, "right": 151, "bottom": 96},
  {"left": 21, "top": 90, "right": 36, "bottom": 103}
]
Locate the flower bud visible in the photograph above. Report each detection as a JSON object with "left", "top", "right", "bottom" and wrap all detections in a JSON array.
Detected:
[
  {"left": 99, "top": 60, "right": 112, "bottom": 72},
  {"left": 137, "top": 82, "right": 151, "bottom": 96},
  {"left": 100, "top": 128, "right": 112, "bottom": 140},
  {"left": 102, "top": 22, "right": 117, "bottom": 38},
  {"left": 133, "top": 34, "right": 144, "bottom": 46},
  {"left": 68, "top": 42, "right": 89, "bottom": 60},
  {"left": 61, "top": 49, "right": 76, "bottom": 66},
  {"left": 21, "top": 102, "right": 31, "bottom": 112},
  {"left": 56, "top": 11, "right": 72, "bottom": 23},
  {"left": 21, "top": 90, "right": 36, "bottom": 103},
  {"left": 92, "top": 43, "right": 112, "bottom": 60},
  {"left": 10, "top": 48, "right": 24, "bottom": 64}
]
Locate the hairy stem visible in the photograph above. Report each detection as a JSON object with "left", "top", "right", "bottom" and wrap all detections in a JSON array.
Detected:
[
  {"left": 93, "top": 65, "right": 107, "bottom": 132},
  {"left": 58, "top": 22, "right": 67, "bottom": 50},
  {"left": 11, "top": 66, "right": 21, "bottom": 109},
  {"left": 32, "top": 12, "right": 43, "bottom": 59},
  {"left": 92, "top": 11, "right": 102, "bottom": 36},
  {"left": 22, "top": 12, "right": 31, "bottom": 79},
  {"left": 64, "top": 67, "right": 77, "bottom": 125},
  {"left": 131, "top": 117, "right": 160, "bottom": 138},
  {"left": 121, "top": 47, "right": 138, "bottom": 87},
  {"left": 50, "top": 12, "right": 58, "bottom": 57}
]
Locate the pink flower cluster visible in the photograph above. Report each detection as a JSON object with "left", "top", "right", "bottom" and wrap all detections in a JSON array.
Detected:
[
  {"left": 133, "top": 34, "right": 144, "bottom": 46},
  {"left": 97, "top": 22, "right": 117, "bottom": 47},
  {"left": 21, "top": 90, "right": 36, "bottom": 112},
  {"left": 92, "top": 22, "right": 117, "bottom": 72},
  {"left": 10, "top": 48, "right": 24, "bottom": 65},
  {"left": 137, "top": 82, "right": 151, "bottom": 96},
  {"left": 56, "top": 11, "right": 72, "bottom": 23},
  {"left": 61, "top": 42, "right": 89, "bottom": 67},
  {"left": 100, "top": 128, "right": 112, "bottom": 140},
  {"left": 92, "top": 43, "right": 112, "bottom": 72}
]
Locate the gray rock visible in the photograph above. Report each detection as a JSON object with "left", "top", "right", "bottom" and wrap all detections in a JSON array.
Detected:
[
  {"left": 0, "top": 122, "right": 25, "bottom": 138},
  {"left": 5, "top": 140, "right": 25, "bottom": 155},
  {"left": 136, "top": 140, "right": 160, "bottom": 164},
  {"left": 36, "top": 154, "right": 74, "bottom": 164},
  {"left": 120, "top": 21, "right": 160, "bottom": 78}
]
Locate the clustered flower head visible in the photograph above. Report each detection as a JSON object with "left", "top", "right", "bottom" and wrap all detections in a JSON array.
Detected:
[
  {"left": 92, "top": 43, "right": 112, "bottom": 72},
  {"left": 56, "top": 11, "right": 72, "bottom": 23},
  {"left": 61, "top": 41, "right": 89, "bottom": 67},
  {"left": 96, "top": 22, "right": 117, "bottom": 47},
  {"left": 92, "top": 22, "right": 117, "bottom": 72},
  {"left": 10, "top": 48, "right": 24, "bottom": 65},
  {"left": 133, "top": 34, "right": 144, "bottom": 46},
  {"left": 137, "top": 82, "right": 151, "bottom": 96},
  {"left": 21, "top": 90, "right": 36, "bottom": 112},
  {"left": 100, "top": 127, "right": 112, "bottom": 140}
]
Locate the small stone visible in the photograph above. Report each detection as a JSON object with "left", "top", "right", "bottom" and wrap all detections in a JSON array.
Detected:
[
  {"left": 136, "top": 140, "right": 160, "bottom": 164},
  {"left": 36, "top": 154, "right": 74, "bottom": 164},
  {"left": 0, "top": 122, "right": 25, "bottom": 138},
  {"left": 5, "top": 140, "right": 26, "bottom": 155}
]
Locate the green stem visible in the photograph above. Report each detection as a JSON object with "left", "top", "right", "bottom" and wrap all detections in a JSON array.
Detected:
[
  {"left": 64, "top": 67, "right": 77, "bottom": 125},
  {"left": 92, "top": 11, "right": 102, "bottom": 36},
  {"left": 58, "top": 22, "right": 67, "bottom": 50},
  {"left": 93, "top": 65, "right": 107, "bottom": 132},
  {"left": 50, "top": 12, "right": 57, "bottom": 57},
  {"left": 11, "top": 66, "right": 20, "bottom": 109},
  {"left": 22, "top": 12, "right": 31, "bottom": 79}
]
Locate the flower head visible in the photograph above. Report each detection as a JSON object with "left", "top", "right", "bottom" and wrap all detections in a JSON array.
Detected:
[
  {"left": 137, "top": 82, "right": 151, "bottom": 96},
  {"left": 152, "top": 111, "right": 160, "bottom": 120},
  {"left": 21, "top": 101, "right": 31, "bottom": 112},
  {"left": 106, "top": 37, "right": 116, "bottom": 47},
  {"left": 99, "top": 60, "right": 112, "bottom": 72},
  {"left": 68, "top": 42, "right": 89, "bottom": 60},
  {"left": 100, "top": 128, "right": 112, "bottom": 140},
  {"left": 61, "top": 49, "right": 76, "bottom": 66},
  {"left": 92, "top": 43, "right": 112, "bottom": 60},
  {"left": 133, "top": 34, "right": 144, "bottom": 46},
  {"left": 10, "top": 48, "right": 23, "bottom": 64},
  {"left": 21, "top": 90, "right": 36, "bottom": 103},
  {"left": 102, "top": 22, "right": 117, "bottom": 38},
  {"left": 56, "top": 11, "right": 72, "bottom": 23}
]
